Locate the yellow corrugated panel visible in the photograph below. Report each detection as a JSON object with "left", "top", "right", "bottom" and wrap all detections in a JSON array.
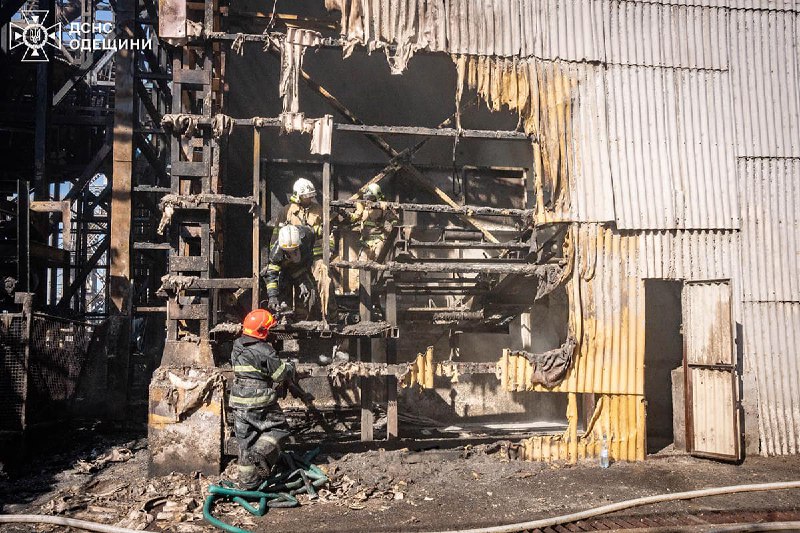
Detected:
[
  {"left": 498, "top": 225, "right": 645, "bottom": 396},
  {"left": 518, "top": 394, "right": 645, "bottom": 463},
  {"left": 404, "top": 347, "right": 435, "bottom": 389}
]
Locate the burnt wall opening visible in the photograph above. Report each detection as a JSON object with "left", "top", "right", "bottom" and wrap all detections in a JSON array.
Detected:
[{"left": 644, "top": 279, "right": 684, "bottom": 454}]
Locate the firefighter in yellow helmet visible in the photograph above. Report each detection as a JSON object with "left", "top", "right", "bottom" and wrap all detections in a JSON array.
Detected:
[
  {"left": 350, "top": 183, "right": 398, "bottom": 262},
  {"left": 229, "top": 308, "right": 293, "bottom": 489}
]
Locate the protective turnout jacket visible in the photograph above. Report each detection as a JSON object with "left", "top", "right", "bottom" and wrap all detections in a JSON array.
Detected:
[
  {"left": 274, "top": 199, "right": 324, "bottom": 259},
  {"left": 350, "top": 201, "right": 398, "bottom": 245},
  {"left": 229, "top": 336, "right": 294, "bottom": 410},
  {"left": 264, "top": 224, "right": 315, "bottom": 299}
]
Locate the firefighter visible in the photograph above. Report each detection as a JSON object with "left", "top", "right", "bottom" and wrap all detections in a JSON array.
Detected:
[
  {"left": 273, "top": 178, "right": 336, "bottom": 321},
  {"left": 264, "top": 224, "right": 317, "bottom": 319},
  {"left": 273, "top": 178, "right": 323, "bottom": 253},
  {"left": 229, "top": 308, "right": 293, "bottom": 489},
  {"left": 350, "top": 183, "right": 398, "bottom": 262}
]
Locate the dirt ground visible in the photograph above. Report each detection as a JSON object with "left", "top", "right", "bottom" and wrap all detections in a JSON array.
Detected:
[{"left": 2, "top": 423, "right": 800, "bottom": 533}]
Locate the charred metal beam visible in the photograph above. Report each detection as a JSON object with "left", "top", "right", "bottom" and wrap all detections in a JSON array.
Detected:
[
  {"left": 159, "top": 193, "right": 257, "bottom": 208},
  {"left": 335, "top": 123, "right": 532, "bottom": 140},
  {"left": 57, "top": 238, "right": 109, "bottom": 308},
  {"left": 332, "top": 260, "right": 558, "bottom": 276},
  {"left": 332, "top": 199, "right": 531, "bottom": 218},
  {"left": 63, "top": 142, "right": 112, "bottom": 201},
  {"left": 400, "top": 239, "right": 529, "bottom": 250},
  {"left": 134, "top": 185, "right": 171, "bottom": 193},
  {"left": 133, "top": 132, "right": 170, "bottom": 184},
  {"left": 134, "top": 242, "right": 171, "bottom": 250},
  {"left": 158, "top": 276, "right": 254, "bottom": 292},
  {"left": 160, "top": 114, "right": 527, "bottom": 141}
]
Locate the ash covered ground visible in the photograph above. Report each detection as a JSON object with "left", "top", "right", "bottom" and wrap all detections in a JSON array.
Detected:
[{"left": 2, "top": 423, "right": 800, "bottom": 532}]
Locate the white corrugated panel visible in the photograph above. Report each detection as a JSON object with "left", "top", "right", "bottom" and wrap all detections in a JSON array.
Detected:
[
  {"left": 743, "top": 302, "right": 800, "bottom": 455},
  {"left": 356, "top": 0, "right": 606, "bottom": 60},
  {"left": 729, "top": 10, "right": 800, "bottom": 157},
  {"left": 565, "top": 63, "right": 615, "bottom": 222},
  {"left": 637, "top": 230, "right": 739, "bottom": 280},
  {"left": 606, "top": 65, "right": 738, "bottom": 229},
  {"left": 630, "top": 0, "right": 798, "bottom": 10},
  {"left": 603, "top": 1, "right": 729, "bottom": 69},
  {"left": 738, "top": 158, "right": 800, "bottom": 302}
]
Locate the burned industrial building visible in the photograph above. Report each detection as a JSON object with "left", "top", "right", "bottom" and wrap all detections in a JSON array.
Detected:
[{"left": 1, "top": 0, "right": 800, "bottom": 531}]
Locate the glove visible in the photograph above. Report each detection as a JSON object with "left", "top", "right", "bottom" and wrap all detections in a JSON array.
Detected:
[
  {"left": 267, "top": 296, "right": 280, "bottom": 312},
  {"left": 298, "top": 282, "right": 310, "bottom": 304}
]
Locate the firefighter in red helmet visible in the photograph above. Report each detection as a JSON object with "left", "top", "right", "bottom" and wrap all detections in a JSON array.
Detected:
[{"left": 229, "top": 308, "right": 294, "bottom": 489}]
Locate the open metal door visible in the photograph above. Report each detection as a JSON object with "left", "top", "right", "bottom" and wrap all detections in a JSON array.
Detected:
[{"left": 683, "top": 280, "right": 742, "bottom": 461}]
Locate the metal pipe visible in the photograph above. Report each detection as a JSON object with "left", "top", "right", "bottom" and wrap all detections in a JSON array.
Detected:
[{"left": 160, "top": 114, "right": 531, "bottom": 140}]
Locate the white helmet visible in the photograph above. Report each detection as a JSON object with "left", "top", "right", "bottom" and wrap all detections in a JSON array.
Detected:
[
  {"left": 293, "top": 178, "right": 316, "bottom": 199},
  {"left": 364, "top": 183, "right": 382, "bottom": 200},
  {"left": 278, "top": 225, "right": 301, "bottom": 250}
]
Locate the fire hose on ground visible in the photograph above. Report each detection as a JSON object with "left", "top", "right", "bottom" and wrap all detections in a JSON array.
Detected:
[
  {"left": 202, "top": 448, "right": 328, "bottom": 533},
  {"left": 0, "top": 478, "right": 798, "bottom": 532},
  {"left": 423, "top": 480, "right": 800, "bottom": 533}
]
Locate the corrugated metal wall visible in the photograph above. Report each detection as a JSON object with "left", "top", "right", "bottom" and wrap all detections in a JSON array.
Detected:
[
  {"left": 729, "top": 9, "right": 800, "bottom": 158},
  {"left": 738, "top": 157, "right": 800, "bottom": 455},
  {"left": 605, "top": 66, "right": 738, "bottom": 229},
  {"left": 330, "top": 0, "right": 800, "bottom": 457},
  {"left": 744, "top": 303, "right": 800, "bottom": 455},
  {"left": 738, "top": 159, "right": 800, "bottom": 302}
]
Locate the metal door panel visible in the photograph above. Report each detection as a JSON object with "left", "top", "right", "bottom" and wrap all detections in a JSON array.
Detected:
[{"left": 683, "top": 280, "right": 741, "bottom": 461}]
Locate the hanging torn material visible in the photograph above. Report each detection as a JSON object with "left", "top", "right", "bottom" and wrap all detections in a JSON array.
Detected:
[
  {"left": 279, "top": 27, "right": 322, "bottom": 116},
  {"left": 278, "top": 114, "right": 334, "bottom": 155},
  {"left": 324, "top": 0, "right": 364, "bottom": 57}
]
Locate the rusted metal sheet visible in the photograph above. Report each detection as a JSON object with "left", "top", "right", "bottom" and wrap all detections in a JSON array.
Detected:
[
  {"left": 729, "top": 9, "right": 800, "bottom": 158},
  {"left": 606, "top": 65, "right": 738, "bottom": 230},
  {"left": 738, "top": 158, "right": 800, "bottom": 302},
  {"left": 743, "top": 302, "right": 800, "bottom": 456},
  {"left": 683, "top": 281, "right": 741, "bottom": 461}
]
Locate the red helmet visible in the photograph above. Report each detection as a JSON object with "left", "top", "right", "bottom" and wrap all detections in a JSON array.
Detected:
[{"left": 242, "top": 309, "right": 276, "bottom": 339}]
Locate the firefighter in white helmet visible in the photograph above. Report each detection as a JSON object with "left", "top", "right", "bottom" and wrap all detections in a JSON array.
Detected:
[
  {"left": 262, "top": 224, "right": 317, "bottom": 319},
  {"left": 273, "top": 178, "right": 323, "bottom": 249},
  {"left": 272, "top": 178, "right": 336, "bottom": 321}
]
